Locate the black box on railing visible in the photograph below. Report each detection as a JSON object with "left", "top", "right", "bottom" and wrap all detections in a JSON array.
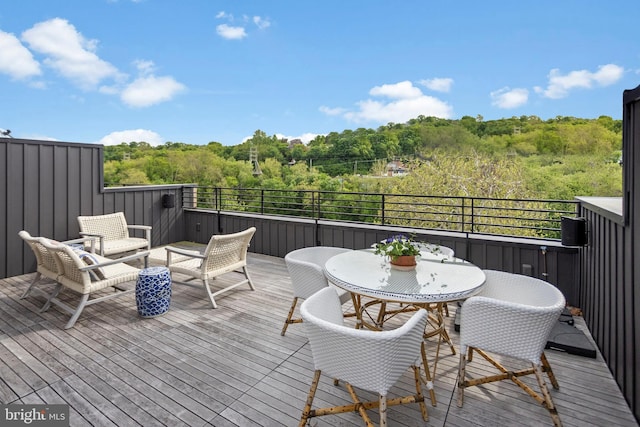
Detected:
[
  {"left": 561, "top": 216, "right": 587, "bottom": 246},
  {"left": 162, "top": 194, "right": 175, "bottom": 208}
]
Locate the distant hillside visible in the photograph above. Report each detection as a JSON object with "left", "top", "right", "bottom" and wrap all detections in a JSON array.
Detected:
[{"left": 104, "top": 115, "right": 623, "bottom": 200}]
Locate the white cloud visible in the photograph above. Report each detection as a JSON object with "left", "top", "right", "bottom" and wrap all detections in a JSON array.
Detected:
[
  {"left": 275, "top": 132, "right": 321, "bottom": 144},
  {"left": 322, "top": 81, "right": 452, "bottom": 124},
  {"left": 133, "top": 59, "right": 156, "bottom": 76},
  {"left": 216, "top": 24, "right": 247, "bottom": 40},
  {"left": 535, "top": 64, "right": 625, "bottom": 99},
  {"left": 98, "top": 129, "right": 164, "bottom": 146},
  {"left": 419, "top": 77, "right": 454, "bottom": 93},
  {"left": 370, "top": 81, "right": 422, "bottom": 99},
  {"left": 319, "top": 106, "right": 347, "bottom": 116},
  {"left": 120, "top": 75, "right": 186, "bottom": 107},
  {"left": 4, "top": 18, "right": 184, "bottom": 109},
  {"left": 21, "top": 18, "right": 122, "bottom": 90},
  {"left": 253, "top": 16, "right": 271, "bottom": 30},
  {"left": 0, "top": 31, "right": 41, "bottom": 80},
  {"left": 215, "top": 12, "right": 269, "bottom": 39},
  {"left": 490, "top": 87, "right": 529, "bottom": 109}
]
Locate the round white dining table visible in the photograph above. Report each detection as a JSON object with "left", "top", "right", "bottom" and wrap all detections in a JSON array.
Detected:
[
  {"left": 323, "top": 249, "right": 486, "bottom": 304},
  {"left": 323, "top": 248, "right": 486, "bottom": 407}
]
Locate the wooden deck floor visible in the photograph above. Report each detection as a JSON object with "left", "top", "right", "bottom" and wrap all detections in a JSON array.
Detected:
[{"left": 1, "top": 251, "right": 637, "bottom": 426}]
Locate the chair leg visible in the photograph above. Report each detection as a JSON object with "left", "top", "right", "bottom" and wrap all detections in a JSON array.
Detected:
[
  {"left": 243, "top": 266, "right": 256, "bottom": 291},
  {"left": 299, "top": 370, "right": 321, "bottom": 427},
  {"left": 533, "top": 364, "right": 563, "bottom": 427},
  {"left": 281, "top": 297, "right": 299, "bottom": 336},
  {"left": 65, "top": 294, "right": 90, "bottom": 329},
  {"left": 40, "top": 283, "right": 62, "bottom": 312},
  {"left": 202, "top": 278, "right": 218, "bottom": 309},
  {"left": 21, "top": 272, "right": 42, "bottom": 299},
  {"left": 379, "top": 394, "right": 387, "bottom": 427},
  {"left": 345, "top": 383, "right": 374, "bottom": 425},
  {"left": 541, "top": 352, "right": 560, "bottom": 390},
  {"left": 457, "top": 351, "right": 467, "bottom": 407},
  {"left": 420, "top": 342, "right": 438, "bottom": 406},
  {"left": 412, "top": 365, "right": 429, "bottom": 421}
]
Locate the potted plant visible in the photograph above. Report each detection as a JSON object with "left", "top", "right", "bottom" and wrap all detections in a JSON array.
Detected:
[{"left": 372, "top": 234, "right": 421, "bottom": 268}]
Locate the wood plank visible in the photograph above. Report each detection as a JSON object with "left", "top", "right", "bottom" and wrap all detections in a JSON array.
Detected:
[{"left": 0, "top": 252, "right": 637, "bottom": 427}]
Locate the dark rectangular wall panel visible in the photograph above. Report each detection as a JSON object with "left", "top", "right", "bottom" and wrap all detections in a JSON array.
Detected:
[
  {"left": 576, "top": 84, "right": 640, "bottom": 424},
  {"left": 0, "top": 138, "right": 187, "bottom": 280},
  {"left": 622, "top": 84, "right": 640, "bottom": 422},
  {"left": 185, "top": 210, "right": 580, "bottom": 305}
]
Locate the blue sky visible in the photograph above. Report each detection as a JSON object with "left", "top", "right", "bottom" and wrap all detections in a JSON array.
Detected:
[{"left": 1, "top": 1, "right": 639, "bottom": 146}]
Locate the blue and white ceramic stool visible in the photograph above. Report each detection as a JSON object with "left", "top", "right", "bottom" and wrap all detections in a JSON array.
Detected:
[{"left": 135, "top": 266, "right": 172, "bottom": 318}]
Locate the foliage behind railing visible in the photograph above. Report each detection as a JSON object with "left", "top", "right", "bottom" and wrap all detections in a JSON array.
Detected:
[{"left": 185, "top": 187, "right": 578, "bottom": 239}]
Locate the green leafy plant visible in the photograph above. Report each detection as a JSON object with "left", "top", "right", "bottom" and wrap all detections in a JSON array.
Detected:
[{"left": 372, "top": 234, "right": 421, "bottom": 258}]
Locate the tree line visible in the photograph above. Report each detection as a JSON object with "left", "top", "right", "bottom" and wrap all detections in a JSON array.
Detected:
[{"left": 104, "top": 115, "right": 623, "bottom": 201}]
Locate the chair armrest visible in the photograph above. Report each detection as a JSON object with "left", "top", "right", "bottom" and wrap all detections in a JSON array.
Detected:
[
  {"left": 78, "top": 232, "right": 105, "bottom": 255},
  {"left": 128, "top": 225, "right": 152, "bottom": 231},
  {"left": 165, "top": 246, "right": 203, "bottom": 266},
  {"left": 165, "top": 246, "right": 203, "bottom": 258},
  {"left": 63, "top": 236, "right": 97, "bottom": 253},
  {"left": 127, "top": 225, "right": 152, "bottom": 249},
  {"left": 79, "top": 250, "right": 150, "bottom": 271}
]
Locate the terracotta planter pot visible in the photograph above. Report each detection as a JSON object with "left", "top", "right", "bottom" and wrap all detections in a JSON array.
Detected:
[{"left": 390, "top": 255, "right": 417, "bottom": 267}]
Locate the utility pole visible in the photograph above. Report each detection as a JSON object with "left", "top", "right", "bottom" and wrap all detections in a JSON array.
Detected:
[{"left": 249, "top": 143, "right": 262, "bottom": 176}]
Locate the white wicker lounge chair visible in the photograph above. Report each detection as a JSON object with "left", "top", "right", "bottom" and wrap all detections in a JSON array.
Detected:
[
  {"left": 18, "top": 231, "right": 62, "bottom": 300},
  {"left": 165, "top": 227, "right": 256, "bottom": 308},
  {"left": 281, "top": 246, "right": 355, "bottom": 336},
  {"left": 18, "top": 231, "right": 95, "bottom": 301},
  {"left": 77, "top": 212, "right": 151, "bottom": 257},
  {"left": 299, "top": 287, "right": 429, "bottom": 426},
  {"left": 457, "top": 269, "right": 566, "bottom": 427},
  {"left": 40, "top": 239, "right": 148, "bottom": 329}
]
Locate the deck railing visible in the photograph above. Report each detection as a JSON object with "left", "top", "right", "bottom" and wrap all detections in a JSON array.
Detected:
[{"left": 185, "top": 187, "right": 578, "bottom": 240}]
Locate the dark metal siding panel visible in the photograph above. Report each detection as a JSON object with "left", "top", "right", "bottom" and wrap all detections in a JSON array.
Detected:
[
  {"left": 484, "top": 244, "right": 505, "bottom": 271},
  {"left": 2, "top": 138, "right": 187, "bottom": 279},
  {"left": 576, "top": 84, "right": 639, "bottom": 423},
  {"left": 92, "top": 147, "right": 102, "bottom": 213},
  {"left": 67, "top": 146, "right": 81, "bottom": 236},
  {"left": 79, "top": 146, "right": 94, "bottom": 217},
  {"left": 23, "top": 144, "right": 40, "bottom": 272},
  {"left": 0, "top": 141, "right": 7, "bottom": 278},
  {"left": 627, "top": 87, "right": 640, "bottom": 421},
  {"left": 581, "top": 204, "right": 634, "bottom": 420},
  {"left": 53, "top": 145, "right": 69, "bottom": 240},
  {"left": 7, "top": 142, "right": 25, "bottom": 277},
  {"left": 39, "top": 145, "right": 55, "bottom": 238}
]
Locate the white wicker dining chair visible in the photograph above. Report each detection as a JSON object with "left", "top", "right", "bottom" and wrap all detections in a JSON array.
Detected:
[
  {"left": 299, "top": 287, "right": 429, "bottom": 426},
  {"left": 417, "top": 242, "right": 455, "bottom": 259},
  {"left": 282, "top": 246, "right": 354, "bottom": 336},
  {"left": 78, "top": 212, "right": 151, "bottom": 257},
  {"left": 40, "top": 239, "right": 148, "bottom": 329},
  {"left": 457, "top": 269, "right": 566, "bottom": 427},
  {"left": 165, "top": 227, "right": 256, "bottom": 309}
]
